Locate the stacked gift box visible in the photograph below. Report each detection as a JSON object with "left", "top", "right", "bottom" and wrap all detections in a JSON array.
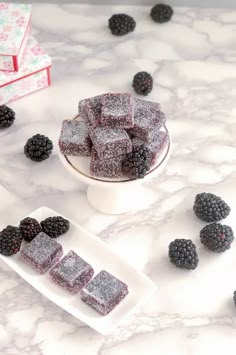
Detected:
[{"left": 0, "top": 2, "right": 51, "bottom": 105}]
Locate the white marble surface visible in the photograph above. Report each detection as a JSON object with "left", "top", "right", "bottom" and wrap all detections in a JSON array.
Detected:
[{"left": 1, "top": 4, "right": 236, "bottom": 355}]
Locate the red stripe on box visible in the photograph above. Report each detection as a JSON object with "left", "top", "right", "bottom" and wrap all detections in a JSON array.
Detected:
[
  {"left": 13, "top": 56, "right": 18, "bottom": 71},
  {"left": 47, "top": 67, "right": 51, "bottom": 86},
  {"left": 0, "top": 66, "right": 52, "bottom": 88},
  {"left": 0, "top": 20, "right": 31, "bottom": 56}
]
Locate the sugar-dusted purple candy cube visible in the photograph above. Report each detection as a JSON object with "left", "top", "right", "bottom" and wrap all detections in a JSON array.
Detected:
[
  {"left": 49, "top": 250, "right": 94, "bottom": 294},
  {"left": 128, "top": 98, "right": 166, "bottom": 142},
  {"left": 90, "top": 127, "right": 132, "bottom": 159},
  {"left": 132, "top": 130, "right": 169, "bottom": 165},
  {"left": 59, "top": 119, "right": 92, "bottom": 156},
  {"left": 79, "top": 95, "right": 102, "bottom": 127},
  {"left": 20, "top": 232, "right": 63, "bottom": 274},
  {"left": 80, "top": 270, "right": 129, "bottom": 315},
  {"left": 90, "top": 147, "right": 123, "bottom": 178},
  {"left": 101, "top": 93, "right": 134, "bottom": 128}
]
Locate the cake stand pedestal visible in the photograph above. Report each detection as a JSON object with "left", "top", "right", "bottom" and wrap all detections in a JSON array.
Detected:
[{"left": 87, "top": 184, "right": 157, "bottom": 215}]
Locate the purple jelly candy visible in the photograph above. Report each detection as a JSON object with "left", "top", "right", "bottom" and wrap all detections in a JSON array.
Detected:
[
  {"left": 100, "top": 93, "right": 134, "bottom": 128},
  {"left": 132, "top": 130, "right": 169, "bottom": 165},
  {"left": 128, "top": 98, "right": 166, "bottom": 142},
  {"left": 79, "top": 95, "right": 102, "bottom": 127},
  {"left": 80, "top": 270, "right": 129, "bottom": 315},
  {"left": 49, "top": 250, "right": 94, "bottom": 294},
  {"left": 20, "top": 232, "right": 63, "bottom": 274},
  {"left": 59, "top": 119, "right": 92, "bottom": 156},
  {"left": 90, "top": 127, "right": 132, "bottom": 159},
  {"left": 90, "top": 147, "right": 124, "bottom": 178}
]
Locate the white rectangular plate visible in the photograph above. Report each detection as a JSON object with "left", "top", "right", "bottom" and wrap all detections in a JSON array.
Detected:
[{"left": 0, "top": 207, "right": 157, "bottom": 335}]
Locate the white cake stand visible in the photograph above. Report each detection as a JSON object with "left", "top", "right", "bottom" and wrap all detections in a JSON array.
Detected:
[{"left": 58, "top": 126, "right": 171, "bottom": 215}]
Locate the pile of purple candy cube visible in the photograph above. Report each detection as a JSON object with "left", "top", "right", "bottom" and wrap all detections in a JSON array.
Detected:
[{"left": 59, "top": 93, "right": 168, "bottom": 178}]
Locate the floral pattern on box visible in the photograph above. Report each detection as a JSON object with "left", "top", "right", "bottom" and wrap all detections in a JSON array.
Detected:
[
  {"left": 0, "top": 36, "right": 51, "bottom": 87},
  {"left": 17, "top": 23, "right": 31, "bottom": 69},
  {"left": 0, "top": 3, "right": 31, "bottom": 55},
  {"left": 0, "top": 53, "right": 14, "bottom": 71},
  {"left": 0, "top": 69, "right": 50, "bottom": 105}
]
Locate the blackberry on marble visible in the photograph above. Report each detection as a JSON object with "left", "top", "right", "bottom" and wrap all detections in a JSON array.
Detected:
[
  {"left": 150, "top": 3, "right": 173, "bottom": 23},
  {"left": 19, "top": 217, "right": 42, "bottom": 242},
  {"left": 193, "top": 193, "right": 230, "bottom": 222},
  {"left": 0, "top": 105, "right": 15, "bottom": 128},
  {"left": 108, "top": 14, "right": 136, "bottom": 36},
  {"left": 41, "top": 216, "right": 70, "bottom": 238},
  {"left": 132, "top": 72, "right": 153, "bottom": 96},
  {"left": 0, "top": 226, "right": 22, "bottom": 256},
  {"left": 168, "top": 239, "right": 199, "bottom": 270},
  {"left": 24, "top": 134, "right": 53, "bottom": 162},
  {"left": 200, "top": 223, "right": 234, "bottom": 252},
  {"left": 122, "top": 144, "right": 152, "bottom": 179}
]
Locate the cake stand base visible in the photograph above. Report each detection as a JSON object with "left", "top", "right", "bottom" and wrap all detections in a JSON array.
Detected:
[{"left": 87, "top": 184, "right": 156, "bottom": 215}]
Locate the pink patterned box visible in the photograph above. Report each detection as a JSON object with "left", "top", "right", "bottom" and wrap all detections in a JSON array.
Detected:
[
  {"left": 0, "top": 2, "right": 31, "bottom": 72},
  {"left": 0, "top": 36, "right": 52, "bottom": 105}
]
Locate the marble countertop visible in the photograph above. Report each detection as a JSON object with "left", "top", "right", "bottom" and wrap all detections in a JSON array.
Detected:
[{"left": 1, "top": 4, "right": 236, "bottom": 355}]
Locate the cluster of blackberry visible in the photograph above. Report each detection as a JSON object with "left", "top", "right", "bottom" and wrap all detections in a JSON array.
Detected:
[
  {"left": 108, "top": 4, "right": 173, "bottom": 37},
  {"left": 108, "top": 4, "right": 174, "bottom": 96},
  {"left": 0, "top": 106, "right": 53, "bottom": 162},
  {"left": 0, "top": 216, "right": 70, "bottom": 256},
  {"left": 169, "top": 192, "right": 236, "bottom": 308},
  {"left": 169, "top": 193, "right": 233, "bottom": 271}
]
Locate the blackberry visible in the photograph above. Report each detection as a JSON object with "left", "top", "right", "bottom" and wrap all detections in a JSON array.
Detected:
[
  {"left": 108, "top": 14, "right": 136, "bottom": 36},
  {"left": 0, "top": 105, "right": 15, "bottom": 128},
  {"left": 200, "top": 223, "right": 234, "bottom": 252},
  {"left": 150, "top": 3, "right": 173, "bottom": 23},
  {"left": 132, "top": 72, "right": 153, "bottom": 96},
  {"left": 41, "top": 216, "right": 70, "bottom": 238},
  {"left": 19, "top": 217, "right": 42, "bottom": 242},
  {"left": 122, "top": 145, "right": 151, "bottom": 179},
  {"left": 233, "top": 291, "right": 236, "bottom": 307},
  {"left": 0, "top": 226, "right": 22, "bottom": 256},
  {"left": 193, "top": 193, "right": 230, "bottom": 222},
  {"left": 168, "top": 239, "right": 199, "bottom": 270},
  {"left": 24, "top": 134, "right": 53, "bottom": 162}
]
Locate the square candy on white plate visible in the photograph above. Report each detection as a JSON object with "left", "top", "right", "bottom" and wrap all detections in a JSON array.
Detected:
[{"left": 0, "top": 206, "right": 157, "bottom": 335}]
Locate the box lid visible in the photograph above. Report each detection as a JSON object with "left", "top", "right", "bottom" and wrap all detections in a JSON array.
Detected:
[
  {"left": 0, "top": 2, "right": 31, "bottom": 56},
  {"left": 0, "top": 36, "right": 51, "bottom": 87}
]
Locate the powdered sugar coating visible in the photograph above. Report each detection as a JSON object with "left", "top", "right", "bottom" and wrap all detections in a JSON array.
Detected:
[
  {"left": 128, "top": 98, "right": 166, "bottom": 142},
  {"left": 59, "top": 119, "right": 91, "bottom": 156},
  {"left": 49, "top": 250, "right": 94, "bottom": 294},
  {"left": 132, "top": 130, "right": 169, "bottom": 165},
  {"left": 90, "top": 147, "right": 123, "bottom": 178},
  {"left": 101, "top": 93, "right": 134, "bottom": 128},
  {"left": 79, "top": 95, "right": 102, "bottom": 127},
  {"left": 80, "top": 270, "right": 129, "bottom": 315},
  {"left": 90, "top": 127, "right": 132, "bottom": 159},
  {"left": 20, "top": 232, "right": 63, "bottom": 274}
]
